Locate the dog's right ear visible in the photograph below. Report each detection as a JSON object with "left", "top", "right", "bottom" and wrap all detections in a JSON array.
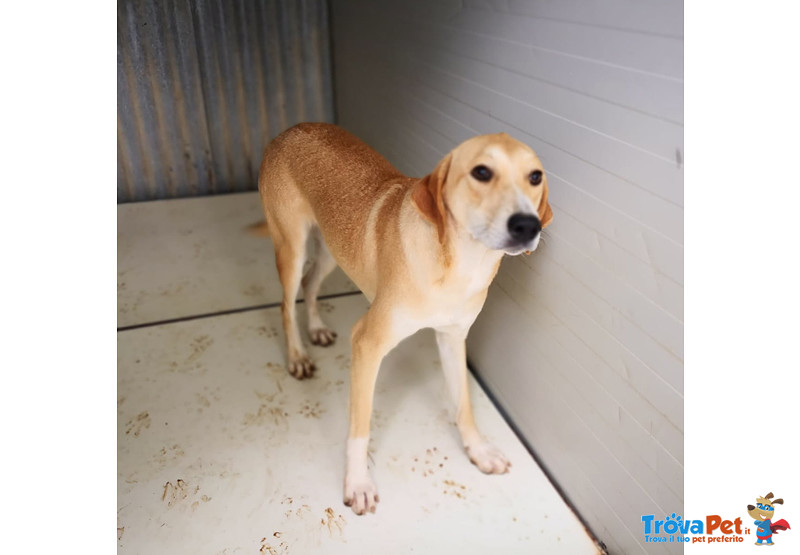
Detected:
[{"left": 412, "top": 152, "right": 452, "bottom": 244}]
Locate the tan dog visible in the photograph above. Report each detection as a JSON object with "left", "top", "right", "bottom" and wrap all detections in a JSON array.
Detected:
[{"left": 257, "top": 123, "right": 552, "bottom": 515}]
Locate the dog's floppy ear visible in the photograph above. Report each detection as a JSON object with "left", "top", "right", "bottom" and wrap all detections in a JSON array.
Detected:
[
  {"left": 412, "top": 152, "right": 452, "bottom": 244},
  {"left": 538, "top": 179, "right": 554, "bottom": 229}
]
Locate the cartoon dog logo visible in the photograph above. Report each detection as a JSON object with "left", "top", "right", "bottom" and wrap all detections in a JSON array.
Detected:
[{"left": 747, "top": 492, "right": 791, "bottom": 546}]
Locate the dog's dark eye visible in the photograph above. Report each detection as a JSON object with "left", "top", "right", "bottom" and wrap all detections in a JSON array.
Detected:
[
  {"left": 471, "top": 165, "right": 493, "bottom": 182},
  {"left": 529, "top": 170, "right": 543, "bottom": 185}
]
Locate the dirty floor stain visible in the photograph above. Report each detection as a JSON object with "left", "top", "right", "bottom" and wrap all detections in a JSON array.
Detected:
[{"left": 117, "top": 194, "right": 600, "bottom": 554}]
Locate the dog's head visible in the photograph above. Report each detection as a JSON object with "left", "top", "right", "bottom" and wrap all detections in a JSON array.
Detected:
[
  {"left": 412, "top": 133, "right": 552, "bottom": 255},
  {"left": 747, "top": 492, "right": 783, "bottom": 520}
]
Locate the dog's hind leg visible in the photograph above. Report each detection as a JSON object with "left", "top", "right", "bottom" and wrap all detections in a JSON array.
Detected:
[
  {"left": 272, "top": 217, "right": 316, "bottom": 379},
  {"left": 302, "top": 228, "right": 338, "bottom": 347}
]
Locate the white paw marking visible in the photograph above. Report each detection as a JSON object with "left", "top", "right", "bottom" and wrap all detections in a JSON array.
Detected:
[
  {"left": 309, "top": 327, "right": 337, "bottom": 347},
  {"left": 343, "top": 473, "right": 380, "bottom": 515},
  {"left": 466, "top": 442, "right": 511, "bottom": 474},
  {"left": 288, "top": 355, "right": 316, "bottom": 379}
]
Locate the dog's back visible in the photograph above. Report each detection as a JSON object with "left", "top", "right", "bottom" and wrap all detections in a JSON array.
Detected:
[
  {"left": 259, "top": 123, "right": 413, "bottom": 278},
  {"left": 259, "top": 124, "right": 404, "bottom": 228}
]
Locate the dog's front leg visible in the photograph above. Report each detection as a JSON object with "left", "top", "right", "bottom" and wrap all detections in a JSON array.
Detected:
[
  {"left": 344, "top": 304, "right": 409, "bottom": 515},
  {"left": 435, "top": 327, "right": 511, "bottom": 474}
]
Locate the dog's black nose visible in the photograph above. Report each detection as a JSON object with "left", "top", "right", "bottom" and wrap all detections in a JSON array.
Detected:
[{"left": 507, "top": 213, "right": 541, "bottom": 243}]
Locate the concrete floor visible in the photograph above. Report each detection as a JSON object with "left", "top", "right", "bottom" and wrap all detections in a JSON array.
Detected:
[{"left": 117, "top": 192, "right": 600, "bottom": 554}]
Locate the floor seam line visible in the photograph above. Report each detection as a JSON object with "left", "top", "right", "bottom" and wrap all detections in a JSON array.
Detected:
[
  {"left": 117, "top": 290, "right": 363, "bottom": 332},
  {"left": 467, "top": 360, "right": 606, "bottom": 552}
]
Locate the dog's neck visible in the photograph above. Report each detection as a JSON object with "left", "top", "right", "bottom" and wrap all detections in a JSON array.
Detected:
[
  {"left": 402, "top": 188, "right": 504, "bottom": 296},
  {"left": 442, "top": 217, "right": 505, "bottom": 295}
]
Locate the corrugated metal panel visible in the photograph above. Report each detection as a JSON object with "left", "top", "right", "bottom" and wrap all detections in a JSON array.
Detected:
[{"left": 117, "top": 0, "right": 334, "bottom": 202}]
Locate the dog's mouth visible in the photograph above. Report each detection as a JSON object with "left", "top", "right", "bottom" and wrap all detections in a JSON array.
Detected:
[
  {"left": 503, "top": 233, "right": 540, "bottom": 256},
  {"left": 503, "top": 244, "right": 533, "bottom": 256}
]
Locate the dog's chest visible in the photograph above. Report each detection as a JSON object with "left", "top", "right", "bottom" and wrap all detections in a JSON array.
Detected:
[
  {"left": 450, "top": 240, "right": 503, "bottom": 297},
  {"left": 415, "top": 247, "right": 502, "bottom": 329}
]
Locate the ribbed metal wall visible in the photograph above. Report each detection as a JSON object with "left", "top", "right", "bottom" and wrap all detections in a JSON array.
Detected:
[{"left": 117, "top": 0, "right": 334, "bottom": 202}]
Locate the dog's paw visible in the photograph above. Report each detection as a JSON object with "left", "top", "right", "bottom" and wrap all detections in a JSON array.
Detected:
[
  {"left": 288, "top": 355, "right": 316, "bottom": 380},
  {"left": 343, "top": 474, "right": 380, "bottom": 515},
  {"left": 466, "top": 441, "right": 511, "bottom": 474},
  {"left": 309, "top": 327, "right": 337, "bottom": 347}
]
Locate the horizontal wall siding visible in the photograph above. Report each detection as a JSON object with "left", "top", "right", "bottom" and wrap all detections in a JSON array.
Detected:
[
  {"left": 117, "top": 0, "right": 334, "bottom": 202},
  {"left": 330, "top": 1, "right": 682, "bottom": 553}
]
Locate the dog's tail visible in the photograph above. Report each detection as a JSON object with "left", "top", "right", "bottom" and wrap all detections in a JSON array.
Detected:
[{"left": 246, "top": 220, "right": 271, "bottom": 238}]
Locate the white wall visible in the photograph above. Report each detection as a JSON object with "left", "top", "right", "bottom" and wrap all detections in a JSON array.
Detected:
[{"left": 330, "top": 1, "right": 683, "bottom": 552}]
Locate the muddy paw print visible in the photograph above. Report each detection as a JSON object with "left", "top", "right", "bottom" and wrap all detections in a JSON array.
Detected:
[
  {"left": 155, "top": 444, "right": 185, "bottom": 464},
  {"left": 299, "top": 401, "right": 325, "bottom": 419},
  {"left": 412, "top": 447, "right": 448, "bottom": 477},
  {"left": 442, "top": 479, "right": 468, "bottom": 499},
  {"left": 161, "top": 479, "right": 198, "bottom": 508},
  {"left": 188, "top": 335, "right": 213, "bottom": 359},
  {"left": 125, "top": 411, "right": 151, "bottom": 437},
  {"left": 259, "top": 537, "right": 288, "bottom": 555},
  {"left": 257, "top": 326, "right": 279, "bottom": 339},
  {"left": 322, "top": 507, "right": 346, "bottom": 538},
  {"left": 243, "top": 403, "right": 289, "bottom": 429}
]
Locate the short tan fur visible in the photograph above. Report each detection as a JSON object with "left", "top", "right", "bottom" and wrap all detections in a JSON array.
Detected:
[{"left": 257, "top": 123, "right": 552, "bottom": 515}]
